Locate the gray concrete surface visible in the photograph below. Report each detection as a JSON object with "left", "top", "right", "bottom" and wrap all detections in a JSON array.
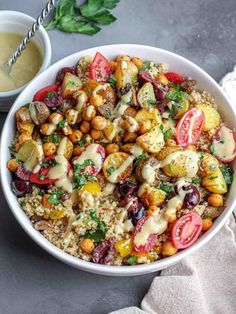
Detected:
[{"left": 0, "top": 0, "right": 236, "bottom": 313}]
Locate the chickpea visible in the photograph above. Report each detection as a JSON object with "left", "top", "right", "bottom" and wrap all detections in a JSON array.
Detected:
[
  {"left": 84, "top": 134, "right": 93, "bottom": 146},
  {"left": 62, "top": 125, "right": 73, "bottom": 136},
  {"left": 48, "top": 112, "right": 63, "bottom": 125},
  {"left": 43, "top": 142, "right": 57, "bottom": 156},
  {"left": 208, "top": 194, "right": 223, "bottom": 207},
  {"left": 166, "top": 138, "right": 177, "bottom": 147},
  {"left": 7, "top": 159, "right": 19, "bottom": 172},
  {"left": 89, "top": 94, "right": 104, "bottom": 107},
  {"left": 123, "top": 119, "right": 132, "bottom": 132},
  {"left": 202, "top": 218, "right": 213, "bottom": 231},
  {"left": 116, "top": 55, "right": 130, "bottom": 62},
  {"left": 105, "top": 143, "right": 119, "bottom": 155},
  {"left": 131, "top": 57, "right": 143, "bottom": 68},
  {"left": 40, "top": 123, "right": 56, "bottom": 136},
  {"left": 113, "top": 134, "right": 123, "bottom": 143},
  {"left": 80, "top": 238, "right": 95, "bottom": 254},
  {"left": 19, "top": 132, "right": 32, "bottom": 145},
  {"left": 161, "top": 240, "right": 178, "bottom": 256},
  {"left": 90, "top": 129, "right": 102, "bottom": 140},
  {"left": 65, "top": 109, "right": 79, "bottom": 125},
  {"left": 42, "top": 194, "right": 53, "bottom": 209},
  {"left": 187, "top": 145, "right": 197, "bottom": 152},
  {"left": 109, "top": 61, "right": 117, "bottom": 71},
  {"left": 69, "top": 130, "right": 83, "bottom": 143},
  {"left": 80, "top": 121, "right": 91, "bottom": 133},
  {"left": 91, "top": 116, "right": 107, "bottom": 131},
  {"left": 155, "top": 74, "right": 169, "bottom": 85},
  {"left": 73, "top": 145, "right": 85, "bottom": 156},
  {"left": 146, "top": 205, "right": 158, "bottom": 217},
  {"left": 124, "top": 107, "right": 137, "bottom": 117},
  {"left": 124, "top": 132, "right": 138, "bottom": 143},
  {"left": 138, "top": 120, "right": 152, "bottom": 134},
  {"left": 82, "top": 105, "right": 96, "bottom": 121}
]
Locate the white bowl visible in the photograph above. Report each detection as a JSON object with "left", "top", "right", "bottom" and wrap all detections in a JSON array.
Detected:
[
  {"left": 0, "top": 10, "right": 52, "bottom": 111},
  {"left": 1, "top": 44, "right": 236, "bottom": 276}
]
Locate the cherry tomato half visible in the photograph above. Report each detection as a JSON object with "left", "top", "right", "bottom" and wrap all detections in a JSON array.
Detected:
[
  {"left": 30, "top": 155, "right": 70, "bottom": 185},
  {"left": 177, "top": 108, "right": 205, "bottom": 147},
  {"left": 211, "top": 126, "right": 236, "bottom": 163},
  {"left": 90, "top": 52, "right": 112, "bottom": 82},
  {"left": 165, "top": 72, "right": 185, "bottom": 84},
  {"left": 171, "top": 212, "right": 202, "bottom": 249},
  {"left": 133, "top": 217, "right": 157, "bottom": 253},
  {"left": 33, "top": 84, "right": 60, "bottom": 102}
]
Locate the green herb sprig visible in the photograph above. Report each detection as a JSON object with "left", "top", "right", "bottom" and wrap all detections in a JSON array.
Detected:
[
  {"left": 44, "top": 0, "right": 119, "bottom": 35},
  {"left": 84, "top": 209, "right": 108, "bottom": 243}
]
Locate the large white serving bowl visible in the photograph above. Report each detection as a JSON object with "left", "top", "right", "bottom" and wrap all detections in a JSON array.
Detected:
[{"left": 1, "top": 44, "right": 236, "bottom": 276}]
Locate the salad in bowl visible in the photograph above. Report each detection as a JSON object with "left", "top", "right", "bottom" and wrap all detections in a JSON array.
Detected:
[{"left": 5, "top": 50, "right": 236, "bottom": 267}]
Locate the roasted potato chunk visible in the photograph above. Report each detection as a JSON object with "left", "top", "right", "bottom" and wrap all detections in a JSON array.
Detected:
[
  {"left": 135, "top": 108, "right": 162, "bottom": 129},
  {"left": 57, "top": 137, "right": 73, "bottom": 160},
  {"left": 103, "top": 152, "right": 134, "bottom": 183},
  {"left": 136, "top": 126, "right": 165, "bottom": 153},
  {"left": 156, "top": 146, "right": 181, "bottom": 161},
  {"left": 202, "top": 169, "right": 227, "bottom": 194},
  {"left": 137, "top": 82, "right": 156, "bottom": 109},
  {"left": 195, "top": 103, "right": 221, "bottom": 131},
  {"left": 138, "top": 183, "right": 166, "bottom": 207},
  {"left": 198, "top": 153, "right": 219, "bottom": 177},
  {"left": 115, "top": 60, "right": 138, "bottom": 88},
  {"left": 135, "top": 157, "right": 160, "bottom": 184},
  {"left": 61, "top": 73, "right": 83, "bottom": 98},
  {"left": 17, "top": 139, "right": 43, "bottom": 172}
]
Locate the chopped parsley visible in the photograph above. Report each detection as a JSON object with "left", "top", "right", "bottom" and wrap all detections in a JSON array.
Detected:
[
  {"left": 107, "top": 166, "right": 115, "bottom": 175},
  {"left": 157, "top": 183, "right": 173, "bottom": 196},
  {"left": 164, "top": 129, "right": 172, "bottom": 141},
  {"left": 210, "top": 144, "right": 215, "bottom": 155},
  {"left": 108, "top": 77, "right": 116, "bottom": 88},
  {"left": 147, "top": 99, "right": 157, "bottom": 106},
  {"left": 168, "top": 104, "right": 179, "bottom": 118},
  {"left": 58, "top": 119, "right": 67, "bottom": 128},
  {"left": 140, "top": 61, "right": 151, "bottom": 71},
  {"left": 67, "top": 81, "right": 77, "bottom": 88},
  {"left": 159, "top": 124, "right": 164, "bottom": 131},
  {"left": 220, "top": 165, "right": 233, "bottom": 185},
  {"left": 75, "top": 134, "right": 87, "bottom": 147},
  {"left": 134, "top": 151, "right": 148, "bottom": 166},
  {"left": 39, "top": 175, "right": 46, "bottom": 181},
  {"left": 48, "top": 190, "right": 64, "bottom": 206},
  {"left": 43, "top": 132, "right": 60, "bottom": 145},
  {"left": 74, "top": 159, "right": 96, "bottom": 189},
  {"left": 192, "top": 177, "right": 201, "bottom": 185},
  {"left": 46, "top": 91, "right": 56, "bottom": 98},
  {"left": 127, "top": 256, "right": 138, "bottom": 265},
  {"left": 84, "top": 209, "right": 108, "bottom": 243},
  {"left": 166, "top": 84, "right": 188, "bottom": 118}
]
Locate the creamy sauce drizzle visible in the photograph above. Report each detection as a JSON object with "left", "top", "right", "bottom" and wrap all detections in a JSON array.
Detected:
[
  {"left": 73, "top": 143, "right": 102, "bottom": 169},
  {"left": 212, "top": 126, "right": 235, "bottom": 160},
  {"left": 108, "top": 155, "right": 135, "bottom": 183}
]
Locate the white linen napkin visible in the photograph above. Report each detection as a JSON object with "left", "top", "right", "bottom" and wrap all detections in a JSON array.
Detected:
[{"left": 109, "top": 68, "right": 236, "bottom": 314}]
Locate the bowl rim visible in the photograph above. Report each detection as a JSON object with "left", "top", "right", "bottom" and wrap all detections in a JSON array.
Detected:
[
  {"left": 1, "top": 44, "right": 236, "bottom": 276},
  {"left": 0, "top": 10, "right": 52, "bottom": 98}
]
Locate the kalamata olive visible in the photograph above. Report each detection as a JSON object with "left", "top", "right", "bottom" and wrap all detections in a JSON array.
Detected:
[
  {"left": 11, "top": 179, "right": 32, "bottom": 197},
  {"left": 115, "top": 181, "right": 138, "bottom": 199},
  {"left": 183, "top": 185, "right": 200, "bottom": 208},
  {"left": 16, "top": 165, "right": 31, "bottom": 181},
  {"left": 92, "top": 238, "right": 115, "bottom": 264},
  {"left": 138, "top": 71, "right": 153, "bottom": 85},
  {"left": 56, "top": 67, "right": 76, "bottom": 85},
  {"left": 44, "top": 92, "right": 64, "bottom": 109},
  {"left": 119, "top": 195, "right": 139, "bottom": 212},
  {"left": 156, "top": 100, "right": 168, "bottom": 112},
  {"left": 153, "top": 81, "right": 169, "bottom": 101},
  {"left": 128, "top": 203, "right": 146, "bottom": 226}
]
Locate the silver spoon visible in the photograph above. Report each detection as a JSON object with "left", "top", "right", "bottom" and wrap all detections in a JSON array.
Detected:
[{"left": 1, "top": 0, "right": 57, "bottom": 75}]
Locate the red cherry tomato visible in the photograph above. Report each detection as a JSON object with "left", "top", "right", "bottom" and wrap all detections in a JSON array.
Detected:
[
  {"left": 30, "top": 155, "right": 70, "bottom": 185},
  {"left": 177, "top": 108, "right": 205, "bottom": 147},
  {"left": 90, "top": 52, "right": 111, "bottom": 82},
  {"left": 133, "top": 217, "right": 157, "bottom": 253},
  {"left": 165, "top": 72, "right": 185, "bottom": 84},
  {"left": 171, "top": 212, "right": 202, "bottom": 249},
  {"left": 211, "top": 126, "right": 236, "bottom": 163},
  {"left": 33, "top": 84, "right": 60, "bottom": 102}
]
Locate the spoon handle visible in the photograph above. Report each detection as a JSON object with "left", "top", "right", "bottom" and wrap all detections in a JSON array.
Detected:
[{"left": 7, "top": 0, "right": 57, "bottom": 67}]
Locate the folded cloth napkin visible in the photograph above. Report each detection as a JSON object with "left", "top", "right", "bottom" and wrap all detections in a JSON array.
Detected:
[{"left": 109, "top": 68, "right": 236, "bottom": 314}]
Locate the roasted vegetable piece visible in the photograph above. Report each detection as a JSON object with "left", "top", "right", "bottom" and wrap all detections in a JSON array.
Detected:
[
  {"left": 202, "top": 168, "right": 227, "bottom": 194},
  {"left": 135, "top": 157, "right": 160, "bottom": 184},
  {"left": 136, "top": 126, "right": 165, "bottom": 154},
  {"left": 137, "top": 82, "right": 156, "bottom": 109},
  {"left": 115, "top": 238, "right": 133, "bottom": 257},
  {"left": 115, "top": 60, "right": 138, "bottom": 88},
  {"left": 198, "top": 153, "right": 219, "bottom": 177},
  {"left": 138, "top": 183, "right": 166, "bottom": 207},
  {"left": 195, "top": 103, "right": 221, "bottom": 131},
  {"left": 61, "top": 73, "right": 83, "bottom": 98},
  {"left": 135, "top": 108, "right": 162, "bottom": 128}
]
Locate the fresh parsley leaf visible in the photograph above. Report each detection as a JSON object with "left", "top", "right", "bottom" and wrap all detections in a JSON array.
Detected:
[
  {"left": 108, "top": 77, "right": 116, "bottom": 88},
  {"left": 164, "top": 129, "right": 172, "bottom": 141},
  {"left": 107, "top": 166, "right": 115, "bottom": 175},
  {"left": 48, "top": 190, "right": 64, "bottom": 206},
  {"left": 192, "top": 177, "right": 201, "bottom": 184},
  {"left": 127, "top": 256, "right": 138, "bottom": 265},
  {"left": 85, "top": 209, "right": 108, "bottom": 243},
  {"left": 103, "top": 0, "right": 119, "bottom": 9},
  {"left": 58, "top": 119, "right": 67, "bottom": 128},
  {"left": 57, "top": 15, "right": 101, "bottom": 35},
  {"left": 134, "top": 151, "right": 148, "bottom": 166},
  {"left": 157, "top": 183, "right": 173, "bottom": 196},
  {"left": 147, "top": 99, "right": 157, "bottom": 106},
  {"left": 166, "top": 85, "right": 188, "bottom": 117},
  {"left": 220, "top": 165, "right": 233, "bottom": 185}
]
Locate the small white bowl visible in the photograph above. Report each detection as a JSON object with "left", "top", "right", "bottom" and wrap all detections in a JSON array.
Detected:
[
  {"left": 1, "top": 44, "right": 236, "bottom": 276},
  {"left": 0, "top": 10, "right": 52, "bottom": 111}
]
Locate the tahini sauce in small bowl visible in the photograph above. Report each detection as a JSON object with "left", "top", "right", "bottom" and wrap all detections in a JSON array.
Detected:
[{"left": 0, "top": 32, "right": 43, "bottom": 92}]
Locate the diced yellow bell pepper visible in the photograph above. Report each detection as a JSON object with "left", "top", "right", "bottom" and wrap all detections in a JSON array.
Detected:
[
  {"left": 81, "top": 181, "right": 101, "bottom": 196},
  {"left": 115, "top": 238, "right": 133, "bottom": 257},
  {"left": 44, "top": 209, "right": 65, "bottom": 220}
]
